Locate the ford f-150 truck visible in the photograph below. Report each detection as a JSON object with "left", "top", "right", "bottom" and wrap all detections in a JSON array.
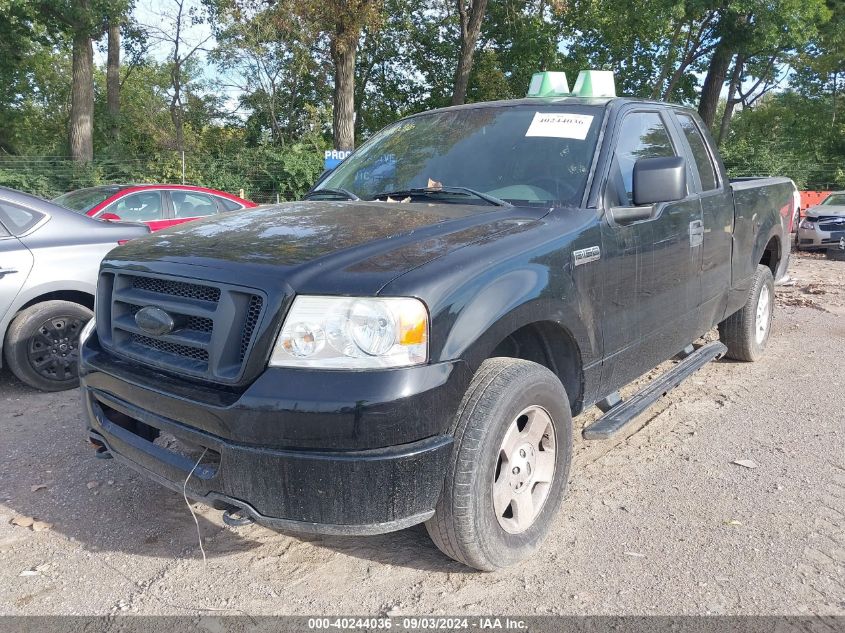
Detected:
[{"left": 79, "top": 71, "right": 795, "bottom": 570}]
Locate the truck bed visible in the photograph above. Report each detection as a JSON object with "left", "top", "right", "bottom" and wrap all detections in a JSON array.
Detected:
[{"left": 730, "top": 176, "right": 793, "bottom": 286}]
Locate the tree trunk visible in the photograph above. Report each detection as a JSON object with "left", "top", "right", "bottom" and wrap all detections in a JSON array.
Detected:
[
  {"left": 717, "top": 54, "right": 743, "bottom": 146},
  {"left": 107, "top": 18, "right": 121, "bottom": 143},
  {"left": 331, "top": 36, "right": 357, "bottom": 151},
  {"left": 451, "top": 0, "right": 489, "bottom": 106},
  {"left": 70, "top": 32, "right": 94, "bottom": 162},
  {"left": 698, "top": 38, "right": 733, "bottom": 129}
]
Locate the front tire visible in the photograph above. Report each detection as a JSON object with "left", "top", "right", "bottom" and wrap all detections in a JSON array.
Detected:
[
  {"left": 3, "top": 300, "right": 92, "bottom": 391},
  {"left": 718, "top": 265, "right": 774, "bottom": 362},
  {"left": 425, "top": 358, "right": 572, "bottom": 571}
]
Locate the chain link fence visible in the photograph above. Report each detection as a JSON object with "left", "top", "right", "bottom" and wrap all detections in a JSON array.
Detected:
[
  {"left": 0, "top": 149, "right": 325, "bottom": 204},
  {"left": 0, "top": 151, "right": 840, "bottom": 203}
]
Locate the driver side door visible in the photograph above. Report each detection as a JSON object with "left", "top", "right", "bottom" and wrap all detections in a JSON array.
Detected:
[{"left": 598, "top": 109, "right": 704, "bottom": 394}]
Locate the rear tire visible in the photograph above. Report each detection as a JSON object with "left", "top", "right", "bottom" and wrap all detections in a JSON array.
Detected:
[
  {"left": 3, "top": 300, "right": 92, "bottom": 391},
  {"left": 718, "top": 265, "right": 774, "bottom": 362},
  {"left": 425, "top": 358, "right": 572, "bottom": 571}
]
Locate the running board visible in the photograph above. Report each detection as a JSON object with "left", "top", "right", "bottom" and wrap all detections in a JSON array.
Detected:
[{"left": 583, "top": 341, "right": 727, "bottom": 440}]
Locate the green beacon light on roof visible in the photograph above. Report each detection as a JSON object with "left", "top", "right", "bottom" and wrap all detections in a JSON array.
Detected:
[
  {"left": 527, "top": 70, "right": 617, "bottom": 98},
  {"left": 572, "top": 70, "right": 617, "bottom": 97},
  {"left": 527, "top": 72, "right": 570, "bottom": 97}
]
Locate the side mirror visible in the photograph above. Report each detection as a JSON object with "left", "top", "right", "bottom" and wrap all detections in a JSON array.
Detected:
[
  {"left": 100, "top": 212, "right": 122, "bottom": 221},
  {"left": 632, "top": 156, "right": 686, "bottom": 206}
]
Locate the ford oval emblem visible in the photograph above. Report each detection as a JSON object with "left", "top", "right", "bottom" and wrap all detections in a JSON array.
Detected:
[{"left": 135, "top": 306, "right": 175, "bottom": 336}]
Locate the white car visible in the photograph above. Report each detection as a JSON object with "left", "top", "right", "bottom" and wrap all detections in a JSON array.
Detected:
[{"left": 797, "top": 191, "right": 845, "bottom": 251}]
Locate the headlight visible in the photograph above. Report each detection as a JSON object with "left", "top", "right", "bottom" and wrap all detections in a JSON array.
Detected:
[
  {"left": 799, "top": 219, "right": 815, "bottom": 230},
  {"left": 79, "top": 317, "right": 97, "bottom": 347},
  {"left": 269, "top": 296, "right": 428, "bottom": 369}
]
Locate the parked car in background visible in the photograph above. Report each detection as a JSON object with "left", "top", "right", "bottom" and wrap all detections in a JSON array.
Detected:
[
  {"left": 52, "top": 184, "right": 257, "bottom": 231},
  {"left": 0, "top": 187, "right": 150, "bottom": 391},
  {"left": 797, "top": 191, "right": 845, "bottom": 251}
]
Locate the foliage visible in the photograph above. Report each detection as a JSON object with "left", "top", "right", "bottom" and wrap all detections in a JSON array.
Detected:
[
  {"left": 0, "top": 0, "right": 842, "bottom": 197},
  {"left": 721, "top": 91, "right": 845, "bottom": 189}
]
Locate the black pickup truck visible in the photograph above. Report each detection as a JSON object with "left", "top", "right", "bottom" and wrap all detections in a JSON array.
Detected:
[{"left": 79, "top": 72, "right": 795, "bottom": 570}]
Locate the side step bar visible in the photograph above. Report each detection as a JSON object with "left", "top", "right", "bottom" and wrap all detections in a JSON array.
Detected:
[{"left": 583, "top": 341, "right": 727, "bottom": 440}]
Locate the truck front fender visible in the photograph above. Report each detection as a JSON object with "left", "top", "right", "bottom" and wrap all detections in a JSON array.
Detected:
[{"left": 431, "top": 263, "right": 602, "bottom": 411}]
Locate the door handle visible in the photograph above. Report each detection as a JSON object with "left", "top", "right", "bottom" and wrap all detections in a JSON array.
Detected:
[
  {"left": 689, "top": 220, "right": 704, "bottom": 247},
  {"left": 0, "top": 267, "right": 19, "bottom": 278}
]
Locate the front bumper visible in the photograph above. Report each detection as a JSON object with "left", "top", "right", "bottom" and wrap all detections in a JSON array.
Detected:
[
  {"left": 81, "top": 340, "right": 469, "bottom": 535},
  {"left": 797, "top": 226, "right": 845, "bottom": 250}
]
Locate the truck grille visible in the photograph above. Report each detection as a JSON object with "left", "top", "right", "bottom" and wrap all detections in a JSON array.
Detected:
[{"left": 96, "top": 271, "right": 266, "bottom": 383}]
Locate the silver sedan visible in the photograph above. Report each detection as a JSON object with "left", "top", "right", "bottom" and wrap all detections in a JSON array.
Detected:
[
  {"left": 1, "top": 187, "right": 150, "bottom": 391},
  {"left": 797, "top": 191, "right": 845, "bottom": 251}
]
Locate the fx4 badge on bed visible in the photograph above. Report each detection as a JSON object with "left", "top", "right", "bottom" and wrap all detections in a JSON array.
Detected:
[{"left": 573, "top": 246, "right": 601, "bottom": 266}]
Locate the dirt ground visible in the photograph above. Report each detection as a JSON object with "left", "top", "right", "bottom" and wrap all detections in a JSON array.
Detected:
[{"left": 0, "top": 251, "right": 843, "bottom": 617}]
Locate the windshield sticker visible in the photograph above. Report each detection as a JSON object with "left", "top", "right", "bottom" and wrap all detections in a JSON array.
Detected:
[{"left": 525, "top": 113, "right": 594, "bottom": 140}]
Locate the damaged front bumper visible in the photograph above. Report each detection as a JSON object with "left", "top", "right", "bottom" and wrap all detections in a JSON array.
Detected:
[{"left": 80, "top": 340, "right": 465, "bottom": 535}]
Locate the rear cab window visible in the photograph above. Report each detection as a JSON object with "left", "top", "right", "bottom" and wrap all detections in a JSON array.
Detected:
[
  {"left": 675, "top": 112, "right": 719, "bottom": 191},
  {"left": 0, "top": 200, "right": 45, "bottom": 235}
]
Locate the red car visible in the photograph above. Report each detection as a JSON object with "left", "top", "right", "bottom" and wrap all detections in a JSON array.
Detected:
[{"left": 52, "top": 184, "right": 257, "bottom": 231}]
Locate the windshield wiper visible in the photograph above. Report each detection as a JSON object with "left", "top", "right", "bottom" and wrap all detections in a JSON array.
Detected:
[
  {"left": 371, "top": 186, "right": 510, "bottom": 207},
  {"left": 304, "top": 188, "right": 360, "bottom": 201}
]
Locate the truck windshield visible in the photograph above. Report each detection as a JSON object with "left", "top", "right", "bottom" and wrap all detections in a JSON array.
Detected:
[{"left": 315, "top": 104, "right": 603, "bottom": 207}]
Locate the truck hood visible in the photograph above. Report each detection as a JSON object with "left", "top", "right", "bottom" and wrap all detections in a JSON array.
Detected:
[{"left": 109, "top": 200, "right": 547, "bottom": 294}]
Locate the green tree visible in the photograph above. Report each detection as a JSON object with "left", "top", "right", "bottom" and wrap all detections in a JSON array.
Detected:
[
  {"left": 698, "top": 0, "right": 830, "bottom": 129},
  {"left": 40, "top": 0, "right": 132, "bottom": 161}
]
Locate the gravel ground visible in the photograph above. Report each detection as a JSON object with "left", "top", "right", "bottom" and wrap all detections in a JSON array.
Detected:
[{"left": 0, "top": 252, "right": 843, "bottom": 617}]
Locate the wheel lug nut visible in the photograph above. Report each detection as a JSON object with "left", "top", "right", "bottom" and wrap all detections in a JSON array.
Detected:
[
  {"left": 519, "top": 449, "right": 526, "bottom": 457},
  {"left": 512, "top": 466, "right": 520, "bottom": 475}
]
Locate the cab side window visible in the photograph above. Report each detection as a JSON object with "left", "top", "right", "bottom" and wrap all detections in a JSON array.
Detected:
[
  {"left": 108, "top": 192, "right": 164, "bottom": 222},
  {"left": 676, "top": 113, "right": 718, "bottom": 191},
  {"left": 608, "top": 112, "right": 677, "bottom": 206}
]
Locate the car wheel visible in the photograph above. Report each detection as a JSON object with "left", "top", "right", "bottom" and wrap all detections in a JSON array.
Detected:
[
  {"left": 3, "top": 300, "right": 92, "bottom": 391},
  {"left": 718, "top": 265, "right": 774, "bottom": 362},
  {"left": 826, "top": 248, "right": 845, "bottom": 261},
  {"left": 425, "top": 357, "right": 572, "bottom": 571}
]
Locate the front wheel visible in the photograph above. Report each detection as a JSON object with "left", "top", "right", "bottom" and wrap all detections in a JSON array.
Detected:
[
  {"left": 718, "top": 265, "right": 774, "bottom": 362},
  {"left": 3, "top": 300, "right": 92, "bottom": 391},
  {"left": 826, "top": 245, "right": 845, "bottom": 261},
  {"left": 425, "top": 358, "right": 572, "bottom": 571}
]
